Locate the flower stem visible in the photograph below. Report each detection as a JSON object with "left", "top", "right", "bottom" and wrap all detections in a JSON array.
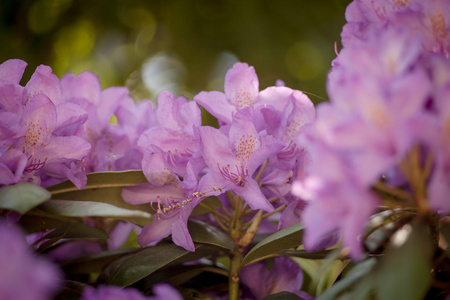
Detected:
[
  {"left": 239, "top": 210, "right": 263, "bottom": 248},
  {"left": 254, "top": 159, "right": 269, "bottom": 183},
  {"left": 197, "top": 201, "right": 230, "bottom": 222},
  {"left": 228, "top": 247, "right": 243, "bottom": 300},
  {"left": 213, "top": 213, "right": 230, "bottom": 232},
  {"left": 373, "top": 181, "right": 413, "bottom": 202},
  {"left": 227, "top": 192, "right": 246, "bottom": 300}
]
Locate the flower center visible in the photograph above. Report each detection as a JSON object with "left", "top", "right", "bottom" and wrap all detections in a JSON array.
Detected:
[
  {"left": 431, "top": 12, "right": 447, "bottom": 41},
  {"left": 235, "top": 134, "right": 258, "bottom": 162},
  {"left": 394, "top": 0, "right": 409, "bottom": 7},
  {"left": 166, "top": 148, "right": 193, "bottom": 168},
  {"left": 283, "top": 119, "right": 303, "bottom": 142},
  {"left": 23, "top": 122, "right": 47, "bottom": 154},
  {"left": 218, "top": 163, "right": 249, "bottom": 187},
  {"left": 24, "top": 156, "right": 47, "bottom": 173},
  {"left": 234, "top": 88, "right": 254, "bottom": 110}
]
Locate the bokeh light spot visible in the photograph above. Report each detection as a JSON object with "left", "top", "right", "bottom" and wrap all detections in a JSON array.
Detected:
[
  {"left": 28, "top": 0, "right": 71, "bottom": 34},
  {"left": 142, "top": 52, "right": 186, "bottom": 98},
  {"left": 53, "top": 19, "right": 95, "bottom": 73},
  {"left": 285, "top": 40, "right": 326, "bottom": 81}
]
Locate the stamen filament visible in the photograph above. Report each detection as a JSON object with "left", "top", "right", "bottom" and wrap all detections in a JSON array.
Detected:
[{"left": 197, "top": 201, "right": 230, "bottom": 222}]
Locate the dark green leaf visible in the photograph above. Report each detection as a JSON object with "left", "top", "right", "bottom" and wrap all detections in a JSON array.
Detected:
[
  {"left": 46, "top": 170, "right": 148, "bottom": 194},
  {"left": 100, "top": 242, "right": 204, "bottom": 286},
  {"left": 132, "top": 264, "right": 228, "bottom": 289},
  {"left": 180, "top": 287, "right": 214, "bottom": 300},
  {"left": 50, "top": 186, "right": 153, "bottom": 215},
  {"left": 188, "top": 219, "right": 234, "bottom": 250},
  {"left": 242, "top": 222, "right": 304, "bottom": 266},
  {"left": 39, "top": 200, "right": 152, "bottom": 226},
  {"left": 317, "top": 258, "right": 377, "bottom": 300},
  {"left": 61, "top": 248, "right": 141, "bottom": 274},
  {"left": 19, "top": 210, "right": 81, "bottom": 233},
  {"left": 46, "top": 171, "right": 153, "bottom": 215},
  {"left": 40, "top": 223, "right": 108, "bottom": 241},
  {"left": 376, "top": 223, "right": 433, "bottom": 300},
  {"left": 262, "top": 291, "right": 306, "bottom": 300},
  {"left": 440, "top": 219, "right": 450, "bottom": 246},
  {"left": 0, "top": 182, "right": 51, "bottom": 214},
  {"left": 281, "top": 250, "right": 334, "bottom": 259},
  {"left": 54, "top": 280, "right": 86, "bottom": 300},
  {"left": 315, "top": 260, "right": 349, "bottom": 296}
]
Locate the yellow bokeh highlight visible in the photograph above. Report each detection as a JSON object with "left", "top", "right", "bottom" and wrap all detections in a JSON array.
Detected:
[
  {"left": 285, "top": 41, "right": 326, "bottom": 81},
  {"left": 28, "top": 0, "right": 72, "bottom": 33},
  {"left": 118, "top": 6, "right": 157, "bottom": 53},
  {"left": 53, "top": 19, "right": 95, "bottom": 74}
]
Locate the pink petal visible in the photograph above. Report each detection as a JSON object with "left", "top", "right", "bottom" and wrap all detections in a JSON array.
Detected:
[{"left": 0, "top": 59, "right": 27, "bottom": 83}]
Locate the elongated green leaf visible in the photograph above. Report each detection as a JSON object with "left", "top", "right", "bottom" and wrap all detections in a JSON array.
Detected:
[
  {"left": 54, "top": 280, "right": 86, "bottom": 300},
  {"left": 188, "top": 219, "right": 234, "bottom": 250},
  {"left": 440, "top": 219, "right": 450, "bottom": 245},
  {"left": 39, "top": 200, "right": 152, "bottom": 226},
  {"left": 376, "top": 223, "right": 433, "bottom": 300},
  {"left": 262, "top": 292, "right": 306, "bottom": 300},
  {"left": 317, "top": 258, "right": 377, "bottom": 300},
  {"left": 132, "top": 264, "right": 228, "bottom": 289},
  {"left": 45, "top": 171, "right": 153, "bottom": 215},
  {"left": 101, "top": 242, "right": 204, "bottom": 286},
  {"left": 19, "top": 210, "right": 82, "bottom": 233},
  {"left": 50, "top": 186, "right": 153, "bottom": 214},
  {"left": 47, "top": 170, "right": 148, "bottom": 194},
  {"left": 242, "top": 222, "right": 304, "bottom": 266},
  {"left": 41, "top": 223, "right": 108, "bottom": 241},
  {"left": 281, "top": 250, "right": 334, "bottom": 259},
  {"left": 61, "top": 248, "right": 141, "bottom": 274},
  {"left": 315, "top": 260, "right": 349, "bottom": 296},
  {"left": 0, "top": 182, "right": 51, "bottom": 214}
]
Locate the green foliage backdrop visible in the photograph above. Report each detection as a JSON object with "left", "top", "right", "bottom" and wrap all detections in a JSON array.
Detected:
[{"left": 0, "top": 0, "right": 350, "bottom": 102}]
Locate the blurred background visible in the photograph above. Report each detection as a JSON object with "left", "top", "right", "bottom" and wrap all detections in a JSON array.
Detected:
[{"left": 0, "top": 0, "right": 351, "bottom": 104}]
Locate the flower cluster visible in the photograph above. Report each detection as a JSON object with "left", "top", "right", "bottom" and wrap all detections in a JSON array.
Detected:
[
  {"left": 3, "top": 1, "right": 448, "bottom": 297},
  {"left": 122, "top": 62, "right": 315, "bottom": 251},
  {"left": 293, "top": 0, "right": 450, "bottom": 258},
  {"left": 0, "top": 59, "right": 316, "bottom": 298},
  {"left": 0, "top": 60, "right": 155, "bottom": 190}
]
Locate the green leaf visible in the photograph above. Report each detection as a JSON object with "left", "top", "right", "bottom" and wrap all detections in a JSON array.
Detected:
[
  {"left": 188, "top": 219, "right": 234, "bottom": 250},
  {"left": 440, "top": 219, "right": 450, "bottom": 246},
  {"left": 281, "top": 249, "right": 334, "bottom": 259},
  {"left": 131, "top": 264, "right": 228, "bottom": 289},
  {"left": 317, "top": 258, "right": 377, "bottom": 300},
  {"left": 262, "top": 291, "right": 306, "bottom": 300},
  {"left": 242, "top": 222, "right": 304, "bottom": 266},
  {"left": 54, "top": 280, "right": 86, "bottom": 300},
  {"left": 47, "top": 170, "right": 148, "bottom": 194},
  {"left": 35, "top": 223, "right": 108, "bottom": 252},
  {"left": 376, "top": 223, "right": 433, "bottom": 300},
  {"left": 315, "top": 260, "right": 348, "bottom": 296},
  {"left": 39, "top": 200, "right": 152, "bottom": 226},
  {"left": 61, "top": 248, "right": 141, "bottom": 274},
  {"left": 19, "top": 210, "right": 82, "bottom": 233},
  {"left": 40, "top": 223, "right": 108, "bottom": 241},
  {"left": 46, "top": 171, "right": 153, "bottom": 215},
  {"left": 0, "top": 182, "right": 51, "bottom": 214},
  {"left": 100, "top": 242, "right": 205, "bottom": 286},
  {"left": 50, "top": 186, "right": 153, "bottom": 214}
]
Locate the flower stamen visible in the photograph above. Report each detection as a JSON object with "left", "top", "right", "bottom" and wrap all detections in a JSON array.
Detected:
[{"left": 218, "top": 163, "right": 249, "bottom": 187}]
